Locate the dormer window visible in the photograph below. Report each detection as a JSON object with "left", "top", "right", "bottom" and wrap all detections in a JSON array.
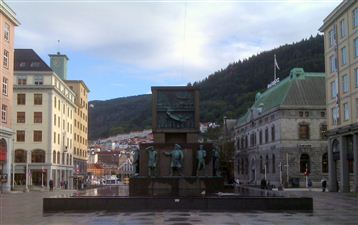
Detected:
[
  {"left": 19, "top": 62, "right": 26, "bottom": 67},
  {"left": 30, "top": 62, "right": 40, "bottom": 68}
]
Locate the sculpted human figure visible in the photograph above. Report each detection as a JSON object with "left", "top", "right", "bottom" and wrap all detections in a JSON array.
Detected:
[
  {"left": 163, "top": 144, "right": 184, "bottom": 176},
  {"left": 196, "top": 145, "right": 207, "bottom": 176},
  {"left": 146, "top": 146, "right": 157, "bottom": 177},
  {"left": 212, "top": 144, "right": 221, "bottom": 176},
  {"left": 132, "top": 147, "right": 140, "bottom": 175}
]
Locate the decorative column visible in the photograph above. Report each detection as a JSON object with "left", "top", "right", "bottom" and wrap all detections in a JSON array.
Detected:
[
  {"left": 353, "top": 133, "right": 358, "bottom": 192},
  {"left": 339, "top": 136, "right": 349, "bottom": 192},
  {"left": 328, "top": 138, "right": 337, "bottom": 192}
]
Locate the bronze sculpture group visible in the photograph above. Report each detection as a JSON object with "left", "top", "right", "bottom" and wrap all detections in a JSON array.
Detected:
[{"left": 143, "top": 144, "right": 220, "bottom": 177}]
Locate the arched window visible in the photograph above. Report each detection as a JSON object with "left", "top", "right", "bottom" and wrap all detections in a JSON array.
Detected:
[
  {"left": 62, "top": 152, "right": 65, "bottom": 164},
  {"left": 265, "top": 155, "right": 269, "bottom": 173},
  {"left": 66, "top": 154, "right": 69, "bottom": 165},
  {"left": 70, "top": 154, "right": 72, "bottom": 165},
  {"left": 15, "top": 149, "right": 27, "bottom": 163},
  {"left": 237, "top": 158, "right": 240, "bottom": 174},
  {"left": 0, "top": 138, "right": 7, "bottom": 163},
  {"left": 57, "top": 152, "right": 60, "bottom": 164},
  {"left": 31, "top": 149, "right": 45, "bottom": 163},
  {"left": 322, "top": 153, "right": 328, "bottom": 173},
  {"left": 260, "top": 155, "right": 263, "bottom": 173},
  {"left": 53, "top": 150, "right": 56, "bottom": 163},
  {"left": 272, "top": 154, "right": 276, "bottom": 173},
  {"left": 271, "top": 125, "right": 275, "bottom": 142},
  {"left": 265, "top": 128, "right": 269, "bottom": 143},
  {"left": 237, "top": 139, "right": 240, "bottom": 150},
  {"left": 300, "top": 153, "right": 310, "bottom": 173}
]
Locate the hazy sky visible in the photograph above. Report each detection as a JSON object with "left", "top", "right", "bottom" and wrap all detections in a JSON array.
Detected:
[{"left": 8, "top": 0, "right": 339, "bottom": 101}]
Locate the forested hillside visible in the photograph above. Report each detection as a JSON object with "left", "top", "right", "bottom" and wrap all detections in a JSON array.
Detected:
[{"left": 89, "top": 34, "right": 324, "bottom": 140}]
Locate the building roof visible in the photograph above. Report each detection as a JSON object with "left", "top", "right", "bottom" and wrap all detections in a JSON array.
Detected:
[
  {"left": 237, "top": 68, "right": 325, "bottom": 126},
  {"left": 14, "top": 49, "right": 53, "bottom": 72},
  {"left": 0, "top": 0, "right": 20, "bottom": 25}
]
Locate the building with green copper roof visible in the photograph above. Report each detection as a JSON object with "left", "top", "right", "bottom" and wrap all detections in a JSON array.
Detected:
[{"left": 234, "top": 68, "right": 328, "bottom": 188}]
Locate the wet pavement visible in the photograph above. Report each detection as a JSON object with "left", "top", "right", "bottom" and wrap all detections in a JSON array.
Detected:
[{"left": 1, "top": 186, "right": 358, "bottom": 225}]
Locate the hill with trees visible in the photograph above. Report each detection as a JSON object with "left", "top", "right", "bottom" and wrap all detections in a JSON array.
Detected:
[{"left": 89, "top": 34, "right": 324, "bottom": 140}]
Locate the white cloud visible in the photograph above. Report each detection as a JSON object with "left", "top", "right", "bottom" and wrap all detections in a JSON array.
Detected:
[{"left": 9, "top": 0, "right": 339, "bottom": 86}]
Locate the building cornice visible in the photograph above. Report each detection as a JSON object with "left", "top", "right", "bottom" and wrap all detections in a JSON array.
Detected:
[
  {"left": 0, "top": 0, "right": 20, "bottom": 26},
  {"left": 319, "top": 0, "right": 355, "bottom": 32},
  {"left": 327, "top": 122, "right": 358, "bottom": 136}
]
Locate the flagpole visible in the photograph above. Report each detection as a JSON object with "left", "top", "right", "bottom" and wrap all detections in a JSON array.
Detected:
[{"left": 274, "top": 54, "right": 276, "bottom": 80}]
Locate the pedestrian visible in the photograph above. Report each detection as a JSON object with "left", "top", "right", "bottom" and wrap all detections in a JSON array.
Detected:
[
  {"left": 307, "top": 179, "right": 312, "bottom": 191},
  {"left": 64, "top": 181, "right": 68, "bottom": 189},
  {"left": 321, "top": 178, "right": 327, "bottom": 192},
  {"left": 49, "top": 179, "right": 53, "bottom": 191},
  {"left": 60, "top": 180, "right": 64, "bottom": 189}
]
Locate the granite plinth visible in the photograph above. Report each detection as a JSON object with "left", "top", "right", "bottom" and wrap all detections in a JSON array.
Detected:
[
  {"left": 129, "top": 176, "right": 224, "bottom": 196},
  {"left": 43, "top": 196, "right": 313, "bottom": 212}
]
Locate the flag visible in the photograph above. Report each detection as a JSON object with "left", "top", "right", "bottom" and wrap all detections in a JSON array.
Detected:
[{"left": 274, "top": 55, "right": 280, "bottom": 70}]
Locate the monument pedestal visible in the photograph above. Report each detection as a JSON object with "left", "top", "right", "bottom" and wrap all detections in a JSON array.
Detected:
[{"left": 129, "top": 176, "right": 224, "bottom": 196}]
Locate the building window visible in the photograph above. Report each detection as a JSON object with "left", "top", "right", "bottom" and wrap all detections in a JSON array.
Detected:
[
  {"left": 299, "top": 111, "right": 304, "bottom": 117},
  {"left": 259, "top": 130, "right": 262, "bottom": 145},
  {"left": 54, "top": 132, "right": 56, "bottom": 144},
  {"left": 2, "top": 77, "right": 8, "bottom": 96},
  {"left": 331, "top": 80, "right": 337, "bottom": 99},
  {"left": 330, "top": 55, "right": 337, "bottom": 72},
  {"left": 265, "top": 128, "right": 269, "bottom": 143},
  {"left": 356, "top": 99, "right": 358, "bottom": 118},
  {"left": 250, "top": 133, "right": 255, "bottom": 147},
  {"left": 344, "top": 102, "right": 350, "bottom": 121},
  {"left": 322, "top": 153, "right": 328, "bottom": 173},
  {"left": 34, "top": 76, "right": 43, "bottom": 85},
  {"left": 329, "top": 29, "right": 335, "bottom": 47},
  {"left": 271, "top": 125, "right": 275, "bottom": 142},
  {"left": 1, "top": 104, "right": 7, "bottom": 123},
  {"left": 236, "top": 139, "right": 240, "bottom": 150},
  {"left": 305, "top": 111, "right": 309, "bottom": 117},
  {"left": 332, "top": 106, "right": 339, "bottom": 125},
  {"left": 53, "top": 150, "right": 56, "bottom": 163},
  {"left": 31, "top": 150, "right": 45, "bottom": 163},
  {"left": 354, "top": 7, "right": 358, "bottom": 28},
  {"left": 4, "top": 23, "right": 10, "bottom": 41},
  {"left": 57, "top": 152, "right": 60, "bottom": 164},
  {"left": 321, "top": 111, "right": 326, "bottom": 117},
  {"left": 340, "top": 19, "right": 347, "bottom": 38},
  {"left": 17, "top": 112, "right": 25, "bottom": 123},
  {"left": 34, "top": 94, "right": 42, "bottom": 105},
  {"left": 17, "top": 93, "right": 26, "bottom": 105},
  {"left": 299, "top": 123, "right": 310, "bottom": 140},
  {"left": 320, "top": 124, "right": 327, "bottom": 139},
  {"left": 355, "top": 38, "right": 358, "bottom": 58},
  {"left": 33, "top": 130, "right": 42, "bottom": 142},
  {"left": 16, "top": 130, "right": 25, "bottom": 142},
  {"left": 15, "top": 150, "right": 27, "bottom": 163},
  {"left": 260, "top": 156, "right": 263, "bottom": 174},
  {"left": 341, "top": 47, "right": 347, "bottom": 65},
  {"left": 17, "top": 76, "right": 27, "bottom": 85},
  {"left": 343, "top": 74, "right": 349, "bottom": 93},
  {"left": 3, "top": 49, "right": 9, "bottom": 68},
  {"left": 34, "top": 112, "right": 42, "bottom": 123},
  {"left": 300, "top": 153, "right": 310, "bottom": 173},
  {"left": 272, "top": 154, "right": 276, "bottom": 174}
]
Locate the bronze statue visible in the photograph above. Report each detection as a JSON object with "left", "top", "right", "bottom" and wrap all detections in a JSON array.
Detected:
[
  {"left": 196, "top": 145, "right": 207, "bottom": 176},
  {"left": 212, "top": 144, "right": 221, "bottom": 176},
  {"left": 132, "top": 147, "right": 140, "bottom": 175},
  {"left": 163, "top": 144, "right": 184, "bottom": 176},
  {"left": 146, "top": 146, "right": 157, "bottom": 177}
]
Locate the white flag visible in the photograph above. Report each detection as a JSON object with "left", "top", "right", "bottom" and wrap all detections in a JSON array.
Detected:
[{"left": 274, "top": 57, "right": 280, "bottom": 70}]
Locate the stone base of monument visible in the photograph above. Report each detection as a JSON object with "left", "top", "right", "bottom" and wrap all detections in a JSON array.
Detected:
[
  {"left": 43, "top": 196, "right": 313, "bottom": 212},
  {"left": 129, "top": 176, "right": 224, "bottom": 196}
]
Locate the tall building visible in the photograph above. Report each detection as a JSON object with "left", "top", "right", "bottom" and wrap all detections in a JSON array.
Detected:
[
  {"left": 234, "top": 68, "right": 327, "bottom": 187},
  {"left": 319, "top": 0, "right": 358, "bottom": 192},
  {"left": 13, "top": 49, "right": 75, "bottom": 190},
  {"left": 0, "top": 0, "right": 20, "bottom": 192},
  {"left": 64, "top": 80, "right": 89, "bottom": 189}
]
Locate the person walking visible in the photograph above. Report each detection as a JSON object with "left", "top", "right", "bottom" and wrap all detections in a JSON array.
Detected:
[
  {"left": 307, "top": 179, "right": 312, "bottom": 191},
  {"left": 49, "top": 179, "right": 53, "bottom": 191},
  {"left": 321, "top": 178, "right": 327, "bottom": 192}
]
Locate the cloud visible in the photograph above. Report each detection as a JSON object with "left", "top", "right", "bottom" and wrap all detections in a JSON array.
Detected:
[{"left": 8, "top": 0, "right": 339, "bottom": 98}]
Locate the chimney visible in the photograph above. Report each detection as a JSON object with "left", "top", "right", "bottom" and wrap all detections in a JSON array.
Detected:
[{"left": 49, "top": 52, "right": 69, "bottom": 80}]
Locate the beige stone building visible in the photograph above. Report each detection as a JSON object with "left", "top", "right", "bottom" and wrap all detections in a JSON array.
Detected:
[
  {"left": 13, "top": 49, "right": 75, "bottom": 190},
  {"left": 319, "top": 0, "right": 358, "bottom": 192},
  {"left": 0, "top": 0, "right": 20, "bottom": 192},
  {"left": 64, "top": 80, "right": 89, "bottom": 188},
  {"left": 234, "top": 68, "right": 327, "bottom": 188}
]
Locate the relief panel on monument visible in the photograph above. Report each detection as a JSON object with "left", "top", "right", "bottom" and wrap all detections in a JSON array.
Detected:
[{"left": 156, "top": 91, "right": 196, "bottom": 129}]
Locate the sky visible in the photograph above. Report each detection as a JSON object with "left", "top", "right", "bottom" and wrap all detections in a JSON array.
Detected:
[{"left": 7, "top": 0, "right": 339, "bottom": 101}]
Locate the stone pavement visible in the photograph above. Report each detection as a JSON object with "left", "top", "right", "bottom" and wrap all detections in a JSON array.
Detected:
[{"left": 1, "top": 187, "right": 358, "bottom": 225}]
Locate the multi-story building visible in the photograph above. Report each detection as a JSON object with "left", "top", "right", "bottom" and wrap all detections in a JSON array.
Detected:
[
  {"left": 0, "top": 0, "right": 20, "bottom": 192},
  {"left": 234, "top": 68, "right": 327, "bottom": 188},
  {"left": 319, "top": 0, "right": 358, "bottom": 193},
  {"left": 64, "top": 80, "right": 89, "bottom": 188},
  {"left": 13, "top": 49, "right": 75, "bottom": 189}
]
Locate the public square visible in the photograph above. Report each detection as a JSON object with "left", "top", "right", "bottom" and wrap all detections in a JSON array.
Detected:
[{"left": 1, "top": 186, "right": 358, "bottom": 225}]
